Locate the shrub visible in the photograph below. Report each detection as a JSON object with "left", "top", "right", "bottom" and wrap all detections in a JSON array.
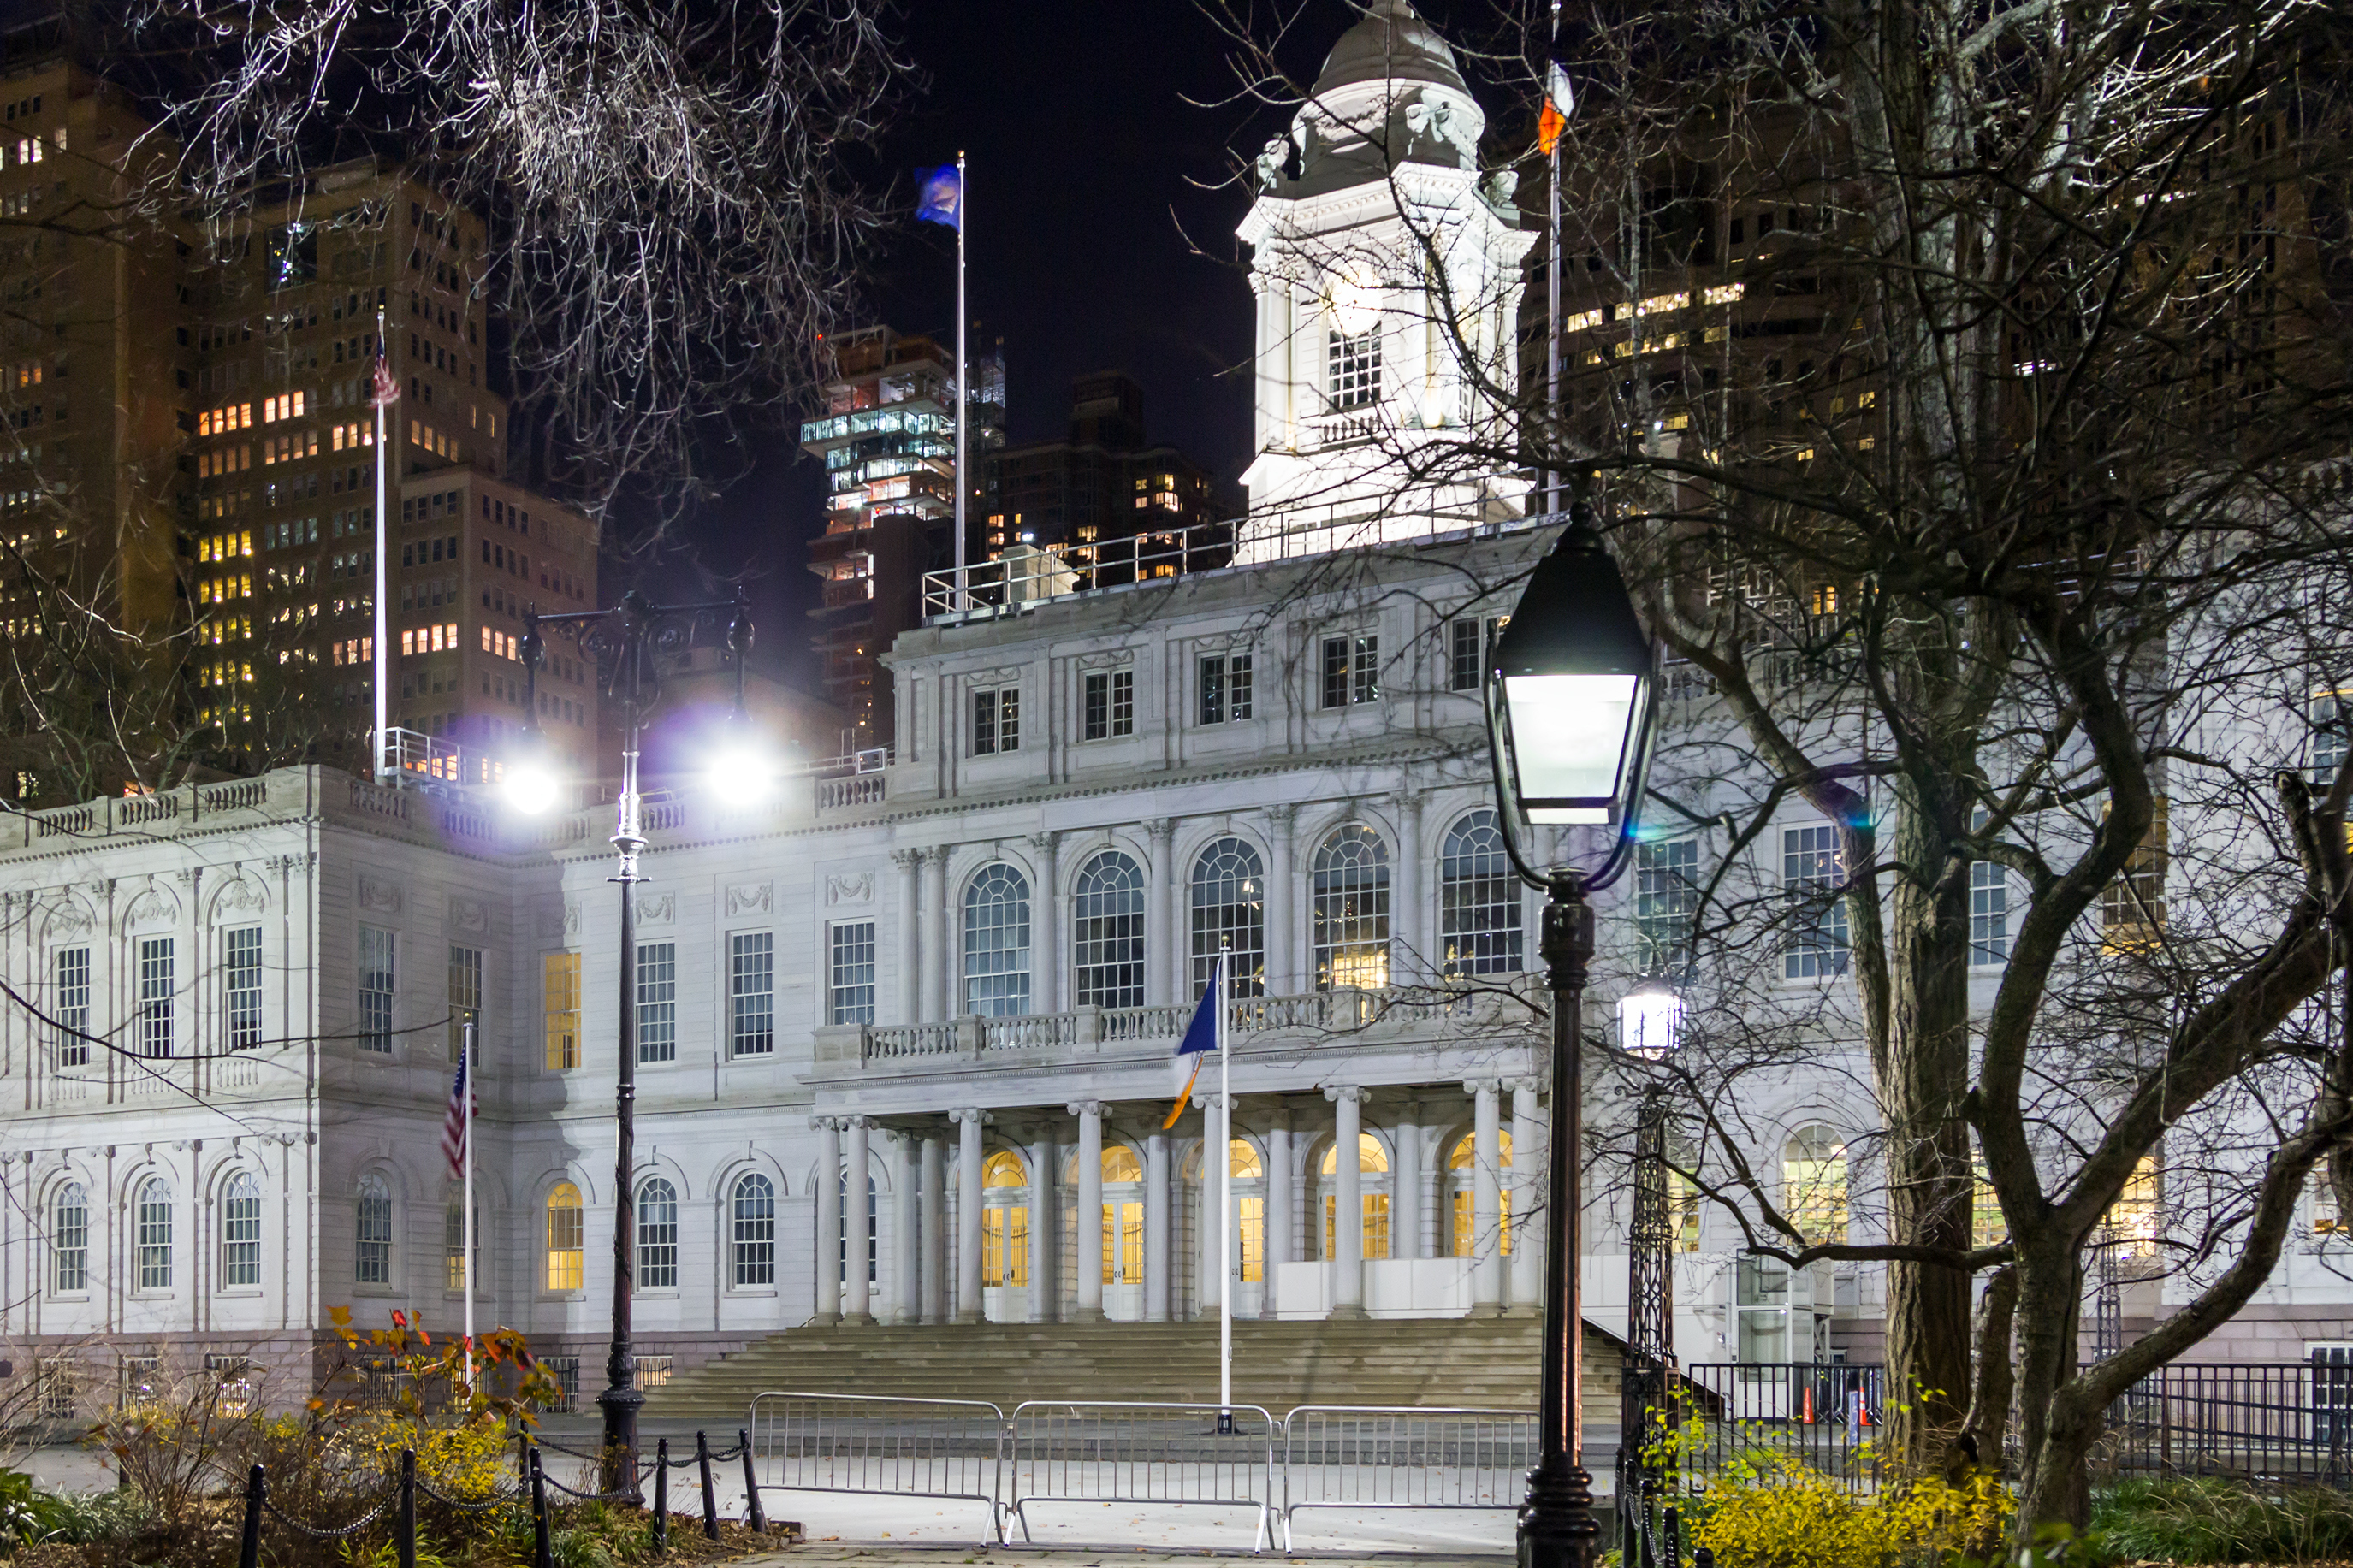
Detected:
[
  {"left": 2091, "top": 1476, "right": 2353, "bottom": 1564},
  {"left": 1690, "top": 1450, "right": 2012, "bottom": 1568}
]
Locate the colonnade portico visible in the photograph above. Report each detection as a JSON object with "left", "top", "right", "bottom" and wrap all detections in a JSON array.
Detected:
[{"left": 799, "top": 1084, "right": 1549, "bottom": 1327}]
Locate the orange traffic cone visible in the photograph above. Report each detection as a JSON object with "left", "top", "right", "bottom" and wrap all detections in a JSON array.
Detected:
[{"left": 1801, "top": 1386, "right": 1816, "bottom": 1423}]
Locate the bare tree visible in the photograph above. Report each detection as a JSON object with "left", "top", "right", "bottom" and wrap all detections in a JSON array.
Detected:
[{"left": 1202, "top": 0, "right": 2353, "bottom": 1541}]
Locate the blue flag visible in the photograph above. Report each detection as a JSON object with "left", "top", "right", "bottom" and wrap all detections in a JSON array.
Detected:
[
  {"left": 1163, "top": 956, "right": 1221, "bottom": 1128},
  {"left": 915, "top": 164, "right": 962, "bottom": 229}
]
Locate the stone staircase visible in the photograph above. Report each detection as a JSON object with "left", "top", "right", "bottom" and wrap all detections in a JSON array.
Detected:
[{"left": 643, "top": 1315, "right": 1623, "bottom": 1428}]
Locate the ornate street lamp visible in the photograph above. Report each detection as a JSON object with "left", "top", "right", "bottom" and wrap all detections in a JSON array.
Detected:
[
  {"left": 1615, "top": 976, "right": 1683, "bottom": 1568},
  {"left": 1483, "top": 502, "right": 1659, "bottom": 1568},
  {"left": 505, "top": 586, "right": 762, "bottom": 1499}
]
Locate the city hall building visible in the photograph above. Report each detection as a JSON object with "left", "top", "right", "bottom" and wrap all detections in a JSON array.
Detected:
[{"left": 0, "top": 0, "right": 2340, "bottom": 1413}]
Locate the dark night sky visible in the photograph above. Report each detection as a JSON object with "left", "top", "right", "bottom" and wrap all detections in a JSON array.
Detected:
[{"left": 642, "top": 0, "right": 1390, "bottom": 692}]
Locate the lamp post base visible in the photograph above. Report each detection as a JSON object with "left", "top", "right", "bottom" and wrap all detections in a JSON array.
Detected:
[
  {"left": 1518, "top": 1454, "right": 1598, "bottom": 1568},
  {"left": 596, "top": 1383, "right": 646, "bottom": 1503}
]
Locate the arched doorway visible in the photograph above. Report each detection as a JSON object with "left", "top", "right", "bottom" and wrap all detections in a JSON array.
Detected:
[
  {"left": 1318, "top": 1133, "right": 1391, "bottom": 1263},
  {"left": 980, "top": 1149, "right": 1029, "bottom": 1321},
  {"left": 1099, "top": 1143, "right": 1145, "bottom": 1320}
]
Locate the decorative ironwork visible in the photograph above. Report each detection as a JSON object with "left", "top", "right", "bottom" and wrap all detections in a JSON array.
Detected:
[
  {"left": 1620, "top": 1090, "right": 1676, "bottom": 1568},
  {"left": 2094, "top": 1221, "right": 2125, "bottom": 1362}
]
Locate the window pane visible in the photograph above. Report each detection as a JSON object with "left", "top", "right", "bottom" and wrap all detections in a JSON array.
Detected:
[
  {"left": 1449, "top": 618, "right": 1482, "bottom": 692},
  {"left": 637, "top": 1178, "right": 679, "bottom": 1290},
  {"left": 1781, "top": 826, "right": 1850, "bottom": 979},
  {"left": 1637, "top": 838, "right": 1700, "bottom": 974},
  {"left": 1970, "top": 861, "right": 2009, "bottom": 966},
  {"left": 1352, "top": 636, "right": 1380, "bottom": 704},
  {"left": 54, "top": 946, "right": 89, "bottom": 1067},
  {"left": 1073, "top": 853, "right": 1147, "bottom": 1009},
  {"left": 1084, "top": 672, "right": 1109, "bottom": 741},
  {"left": 1313, "top": 826, "right": 1390, "bottom": 991},
  {"left": 1199, "top": 656, "right": 1224, "bottom": 725},
  {"left": 355, "top": 1175, "right": 392, "bottom": 1283},
  {"left": 1229, "top": 654, "right": 1253, "bottom": 719},
  {"left": 962, "top": 865, "right": 1032, "bottom": 1017},
  {"left": 1110, "top": 670, "right": 1134, "bottom": 736},
  {"left": 138, "top": 937, "right": 175, "bottom": 1058},
  {"left": 357, "top": 926, "right": 394, "bottom": 1053},
  {"left": 137, "top": 1179, "right": 173, "bottom": 1289},
  {"left": 731, "top": 933, "right": 775, "bottom": 1056},
  {"left": 1321, "top": 638, "right": 1348, "bottom": 708},
  {"left": 225, "top": 927, "right": 264, "bottom": 1050},
  {"left": 52, "top": 1182, "right": 86, "bottom": 1293},
  {"left": 1327, "top": 328, "right": 1382, "bottom": 409},
  {"left": 829, "top": 922, "right": 876, "bottom": 1026},
  {"left": 1440, "top": 810, "right": 1521, "bottom": 977},
  {"left": 221, "top": 1173, "right": 263, "bottom": 1287},
  {"left": 1189, "top": 837, "right": 1265, "bottom": 997},
  {"left": 732, "top": 1175, "right": 775, "bottom": 1286},
  {"left": 546, "top": 1182, "right": 584, "bottom": 1291},
  {"left": 447, "top": 944, "right": 483, "bottom": 1063},
  {"left": 543, "top": 953, "right": 581, "bottom": 1069},
  {"left": 637, "top": 941, "right": 678, "bottom": 1062}
]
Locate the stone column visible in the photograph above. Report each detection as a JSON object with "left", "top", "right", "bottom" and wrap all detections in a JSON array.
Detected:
[
  {"left": 921, "top": 849, "right": 951, "bottom": 1021},
  {"left": 892, "top": 849, "right": 922, "bottom": 1025},
  {"left": 1264, "top": 804, "right": 1297, "bottom": 995},
  {"left": 892, "top": 1131, "right": 920, "bottom": 1323},
  {"left": 1326, "top": 1086, "right": 1366, "bottom": 1317},
  {"left": 1070, "top": 1101, "right": 1105, "bottom": 1320},
  {"left": 1509, "top": 1079, "right": 1542, "bottom": 1316},
  {"left": 810, "top": 1115, "right": 842, "bottom": 1325},
  {"left": 1467, "top": 1079, "right": 1503, "bottom": 1313},
  {"left": 1393, "top": 790, "right": 1424, "bottom": 985},
  {"left": 1144, "top": 818, "right": 1176, "bottom": 1006},
  {"left": 1144, "top": 1130, "right": 1171, "bottom": 1322},
  {"left": 951, "top": 1109, "right": 988, "bottom": 1322},
  {"left": 843, "top": 1116, "right": 872, "bottom": 1323},
  {"left": 1027, "top": 1126, "right": 1058, "bottom": 1322},
  {"left": 1195, "top": 1093, "right": 1225, "bottom": 1319},
  {"left": 1265, "top": 1109, "right": 1292, "bottom": 1319},
  {"left": 920, "top": 1130, "right": 947, "bottom": 1323},
  {"left": 1393, "top": 1098, "right": 1424, "bottom": 1262},
  {"left": 1029, "top": 832, "right": 1063, "bottom": 1015}
]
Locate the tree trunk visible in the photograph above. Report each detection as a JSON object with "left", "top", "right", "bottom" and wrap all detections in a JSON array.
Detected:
[
  {"left": 2008, "top": 1246, "right": 2095, "bottom": 1554},
  {"left": 1874, "top": 784, "right": 1978, "bottom": 1471}
]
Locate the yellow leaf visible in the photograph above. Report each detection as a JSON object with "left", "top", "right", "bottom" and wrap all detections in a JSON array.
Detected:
[{"left": 328, "top": 1304, "right": 352, "bottom": 1327}]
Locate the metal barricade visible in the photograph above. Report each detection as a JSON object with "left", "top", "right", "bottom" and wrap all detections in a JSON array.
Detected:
[
  {"left": 748, "top": 1391, "right": 1007, "bottom": 1543},
  {"left": 1279, "top": 1405, "right": 1535, "bottom": 1553},
  {"left": 1007, "top": 1400, "right": 1277, "bottom": 1551}
]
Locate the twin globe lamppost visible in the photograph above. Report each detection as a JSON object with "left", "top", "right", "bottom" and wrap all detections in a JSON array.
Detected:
[
  {"left": 500, "top": 586, "right": 775, "bottom": 1494},
  {"left": 468, "top": 508, "right": 1671, "bottom": 1540}
]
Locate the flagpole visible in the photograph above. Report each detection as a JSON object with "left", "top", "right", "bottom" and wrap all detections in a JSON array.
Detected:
[
  {"left": 1218, "top": 949, "right": 1232, "bottom": 1434},
  {"left": 1544, "top": 23, "right": 1563, "bottom": 521},
  {"left": 463, "top": 1017, "right": 476, "bottom": 1393},
  {"left": 953, "top": 150, "right": 969, "bottom": 612},
  {"left": 373, "top": 306, "right": 391, "bottom": 778}
]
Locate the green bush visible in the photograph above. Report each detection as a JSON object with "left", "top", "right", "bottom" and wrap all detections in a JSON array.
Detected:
[{"left": 2092, "top": 1476, "right": 2353, "bottom": 1564}]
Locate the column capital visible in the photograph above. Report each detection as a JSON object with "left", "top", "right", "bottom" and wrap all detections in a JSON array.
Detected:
[
  {"left": 1264, "top": 802, "right": 1298, "bottom": 831},
  {"left": 1323, "top": 1084, "right": 1364, "bottom": 1104},
  {"left": 1028, "top": 831, "right": 1061, "bottom": 855},
  {"left": 809, "top": 1114, "right": 842, "bottom": 1131},
  {"left": 1462, "top": 1077, "right": 1504, "bottom": 1097},
  {"left": 1143, "top": 816, "right": 1176, "bottom": 843},
  {"left": 948, "top": 1108, "right": 994, "bottom": 1127},
  {"left": 1193, "top": 1092, "right": 1230, "bottom": 1110},
  {"left": 920, "top": 844, "right": 951, "bottom": 867},
  {"left": 1066, "top": 1100, "right": 1105, "bottom": 1118},
  {"left": 1508, "top": 1076, "right": 1544, "bottom": 1098},
  {"left": 843, "top": 1114, "right": 874, "bottom": 1129},
  {"left": 890, "top": 847, "right": 923, "bottom": 871}
]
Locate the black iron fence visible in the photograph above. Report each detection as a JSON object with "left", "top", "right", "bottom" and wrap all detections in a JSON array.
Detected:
[{"left": 1645, "top": 1360, "right": 2353, "bottom": 1494}]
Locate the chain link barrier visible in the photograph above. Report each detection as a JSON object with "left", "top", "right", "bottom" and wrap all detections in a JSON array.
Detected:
[{"left": 260, "top": 1484, "right": 400, "bottom": 1541}]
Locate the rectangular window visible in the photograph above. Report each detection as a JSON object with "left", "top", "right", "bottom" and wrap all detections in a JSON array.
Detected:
[
  {"left": 2314, "top": 689, "right": 2348, "bottom": 784},
  {"left": 544, "top": 1356, "right": 580, "bottom": 1414},
  {"left": 730, "top": 932, "right": 775, "bottom": 1056},
  {"left": 2101, "top": 796, "right": 2169, "bottom": 953},
  {"left": 1236, "top": 1195, "right": 1265, "bottom": 1283},
  {"left": 137, "top": 936, "right": 174, "bottom": 1057},
  {"left": 542, "top": 952, "right": 581, "bottom": 1070},
  {"left": 220, "top": 1186, "right": 261, "bottom": 1287},
  {"left": 1199, "top": 655, "right": 1224, "bottom": 725},
  {"left": 1322, "top": 635, "right": 1380, "bottom": 708},
  {"left": 1449, "top": 614, "right": 1508, "bottom": 692},
  {"left": 829, "top": 921, "right": 876, "bottom": 1026},
  {"left": 53, "top": 945, "right": 88, "bottom": 1067},
  {"left": 1107, "top": 1200, "right": 1144, "bottom": 1284},
  {"left": 52, "top": 1194, "right": 86, "bottom": 1293},
  {"left": 635, "top": 941, "right": 677, "bottom": 1063},
  {"left": 1636, "top": 838, "right": 1700, "bottom": 974},
  {"left": 224, "top": 926, "right": 264, "bottom": 1050},
  {"left": 444, "top": 1202, "right": 477, "bottom": 1292},
  {"left": 1970, "top": 860, "right": 2010, "bottom": 965},
  {"left": 1198, "top": 654, "right": 1254, "bottom": 724},
  {"left": 447, "top": 945, "right": 482, "bottom": 1063},
  {"left": 974, "top": 683, "right": 1021, "bottom": 754},
  {"left": 1326, "top": 328, "right": 1382, "bottom": 409},
  {"left": 1781, "top": 825, "right": 1851, "bottom": 979},
  {"left": 1083, "top": 668, "right": 1135, "bottom": 739},
  {"left": 1229, "top": 653, "right": 1253, "bottom": 720},
  {"left": 357, "top": 926, "right": 394, "bottom": 1053}
]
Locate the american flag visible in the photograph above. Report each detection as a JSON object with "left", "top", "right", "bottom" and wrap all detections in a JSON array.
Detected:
[
  {"left": 370, "top": 343, "right": 400, "bottom": 410},
  {"left": 441, "top": 1053, "right": 475, "bottom": 1179}
]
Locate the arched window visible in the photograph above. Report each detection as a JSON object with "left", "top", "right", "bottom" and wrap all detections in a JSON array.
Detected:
[
  {"left": 445, "top": 1194, "right": 480, "bottom": 1292},
  {"left": 52, "top": 1181, "right": 88, "bottom": 1293},
  {"left": 355, "top": 1174, "right": 392, "bottom": 1285},
  {"left": 1313, "top": 826, "right": 1390, "bottom": 991},
  {"left": 1226, "top": 1140, "right": 1266, "bottom": 1284},
  {"left": 135, "top": 1177, "right": 174, "bottom": 1290},
  {"left": 732, "top": 1174, "right": 775, "bottom": 1287},
  {"left": 1100, "top": 1145, "right": 1144, "bottom": 1285},
  {"left": 981, "top": 1151, "right": 1028, "bottom": 1288},
  {"left": 1448, "top": 1131, "right": 1514, "bottom": 1257},
  {"left": 1782, "top": 1126, "right": 1848, "bottom": 1246},
  {"left": 1441, "top": 811, "right": 1522, "bottom": 977},
  {"left": 1072, "top": 852, "right": 1147, "bottom": 1009},
  {"left": 1190, "top": 838, "right": 1265, "bottom": 997},
  {"left": 220, "top": 1172, "right": 263, "bottom": 1287},
  {"left": 1318, "top": 1134, "right": 1391, "bottom": 1259},
  {"left": 963, "top": 865, "right": 1032, "bottom": 1017},
  {"left": 545, "top": 1180, "right": 584, "bottom": 1291},
  {"left": 838, "top": 1172, "right": 877, "bottom": 1285},
  {"left": 637, "top": 1178, "right": 679, "bottom": 1290}
]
